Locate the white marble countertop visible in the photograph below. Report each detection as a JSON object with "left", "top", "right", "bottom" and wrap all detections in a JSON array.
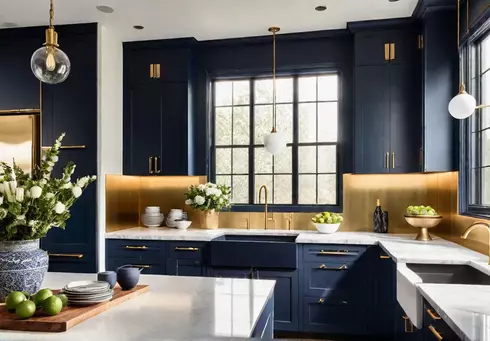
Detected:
[{"left": 0, "top": 273, "right": 275, "bottom": 341}]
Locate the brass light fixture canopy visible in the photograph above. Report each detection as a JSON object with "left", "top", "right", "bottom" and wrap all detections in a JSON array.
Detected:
[{"left": 268, "top": 26, "right": 280, "bottom": 34}]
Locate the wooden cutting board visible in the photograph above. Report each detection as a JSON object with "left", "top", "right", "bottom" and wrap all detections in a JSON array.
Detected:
[{"left": 0, "top": 285, "right": 149, "bottom": 332}]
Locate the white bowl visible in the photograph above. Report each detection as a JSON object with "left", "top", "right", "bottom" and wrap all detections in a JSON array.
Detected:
[
  {"left": 145, "top": 206, "right": 161, "bottom": 213},
  {"left": 313, "top": 223, "right": 340, "bottom": 234},
  {"left": 175, "top": 220, "right": 192, "bottom": 230}
]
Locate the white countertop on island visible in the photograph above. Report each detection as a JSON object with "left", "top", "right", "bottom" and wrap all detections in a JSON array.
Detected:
[{"left": 0, "top": 273, "right": 275, "bottom": 341}]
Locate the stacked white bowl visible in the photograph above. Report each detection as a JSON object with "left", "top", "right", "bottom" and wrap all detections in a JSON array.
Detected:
[
  {"left": 166, "top": 209, "right": 183, "bottom": 228},
  {"left": 141, "top": 206, "right": 164, "bottom": 228}
]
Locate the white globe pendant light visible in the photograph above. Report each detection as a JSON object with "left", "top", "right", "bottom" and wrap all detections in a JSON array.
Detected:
[
  {"left": 264, "top": 27, "right": 287, "bottom": 156},
  {"left": 449, "top": 83, "right": 477, "bottom": 119}
]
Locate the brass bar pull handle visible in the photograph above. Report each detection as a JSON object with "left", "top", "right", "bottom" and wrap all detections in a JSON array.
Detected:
[
  {"left": 403, "top": 316, "right": 414, "bottom": 333},
  {"left": 49, "top": 253, "right": 84, "bottom": 259},
  {"left": 154, "top": 156, "right": 161, "bottom": 174},
  {"left": 318, "top": 298, "right": 325, "bottom": 304},
  {"left": 427, "top": 309, "right": 441, "bottom": 320},
  {"left": 418, "top": 35, "right": 424, "bottom": 49},
  {"left": 386, "top": 152, "right": 389, "bottom": 169},
  {"left": 380, "top": 255, "right": 390, "bottom": 259},
  {"left": 428, "top": 325, "right": 443, "bottom": 340},
  {"left": 132, "top": 264, "right": 151, "bottom": 269},
  {"left": 392, "top": 152, "right": 396, "bottom": 169},
  {"left": 318, "top": 250, "right": 350, "bottom": 255},
  {"left": 390, "top": 43, "right": 395, "bottom": 60},
  {"left": 419, "top": 147, "right": 423, "bottom": 167},
  {"left": 384, "top": 43, "right": 390, "bottom": 61},
  {"left": 150, "top": 64, "right": 154, "bottom": 78},
  {"left": 319, "top": 264, "right": 348, "bottom": 270},
  {"left": 155, "top": 64, "right": 161, "bottom": 79},
  {"left": 124, "top": 246, "right": 148, "bottom": 250},
  {"left": 175, "top": 247, "right": 199, "bottom": 251},
  {"left": 149, "top": 157, "right": 154, "bottom": 174}
]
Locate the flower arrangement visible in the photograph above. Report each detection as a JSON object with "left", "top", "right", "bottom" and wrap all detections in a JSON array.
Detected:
[
  {"left": 0, "top": 133, "right": 96, "bottom": 241},
  {"left": 184, "top": 182, "right": 232, "bottom": 212}
]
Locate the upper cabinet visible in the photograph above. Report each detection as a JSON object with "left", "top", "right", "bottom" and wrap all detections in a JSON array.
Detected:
[{"left": 123, "top": 39, "right": 196, "bottom": 176}]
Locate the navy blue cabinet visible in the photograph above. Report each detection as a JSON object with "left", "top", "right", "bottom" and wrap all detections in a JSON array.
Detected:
[
  {"left": 106, "top": 239, "right": 167, "bottom": 275},
  {"left": 210, "top": 267, "right": 252, "bottom": 278},
  {"left": 166, "top": 241, "right": 207, "bottom": 276},
  {"left": 423, "top": 300, "right": 460, "bottom": 341},
  {"left": 395, "top": 303, "right": 422, "bottom": 341}
]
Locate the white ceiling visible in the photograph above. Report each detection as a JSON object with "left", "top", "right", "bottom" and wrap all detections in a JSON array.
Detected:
[{"left": 0, "top": 0, "right": 419, "bottom": 41}]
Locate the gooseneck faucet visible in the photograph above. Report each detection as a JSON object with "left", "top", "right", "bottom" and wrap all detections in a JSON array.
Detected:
[
  {"left": 258, "top": 185, "right": 268, "bottom": 230},
  {"left": 461, "top": 221, "right": 490, "bottom": 265}
]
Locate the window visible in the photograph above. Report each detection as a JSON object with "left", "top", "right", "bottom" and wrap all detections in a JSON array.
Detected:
[{"left": 212, "top": 73, "right": 339, "bottom": 207}]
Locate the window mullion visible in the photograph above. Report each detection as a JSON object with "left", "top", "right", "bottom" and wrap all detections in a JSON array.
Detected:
[
  {"left": 292, "top": 76, "right": 299, "bottom": 205},
  {"left": 249, "top": 79, "right": 255, "bottom": 204}
]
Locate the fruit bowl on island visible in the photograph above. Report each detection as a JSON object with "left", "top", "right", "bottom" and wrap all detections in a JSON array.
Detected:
[
  {"left": 404, "top": 205, "right": 442, "bottom": 241},
  {"left": 311, "top": 212, "right": 343, "bottom": 234}
]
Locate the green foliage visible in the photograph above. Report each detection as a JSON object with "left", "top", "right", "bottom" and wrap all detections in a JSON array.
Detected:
[
  {"left": 0, "top": 134, "right": 96, "bottom": 241},
  {"left": 184, "top": 183, "right": 232, "bottom": 212}
]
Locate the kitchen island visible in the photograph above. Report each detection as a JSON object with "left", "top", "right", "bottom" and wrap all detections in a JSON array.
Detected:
[{"left": 0, "top": 273, "right": 275, "bottom": 341}]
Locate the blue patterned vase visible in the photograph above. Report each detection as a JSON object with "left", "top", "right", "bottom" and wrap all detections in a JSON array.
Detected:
[{"left": 0, "top": 239, "right": 49, "bottom": 301}]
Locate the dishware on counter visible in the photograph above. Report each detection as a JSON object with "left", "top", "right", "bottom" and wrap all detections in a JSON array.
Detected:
[
  {"left": 174, "top": 220, "right": 192, "bottom": 230},
  {"left": 166, "top": 209, "right": 184, "bottom": 228},
  {"left": 97, "top": 271, "right": 117, "bottom": 289},
  {"left": 116, "top": 265, "right": 143, "bottom": 290},
  {"left": 141, "top": 206, "right": 164, "bottom": 228},
  {"left": 373, "top": 199, "right": 388, "bottom": 233},
  {"left": 404, "top": 214, "right": 442, "bottom": 241},
  {"left": 62, "top": 281, "right": 114, "bottom": 306},
  {"left": 313, "top": 223, "right": 341, "bottom": 234},
  {"left": 311, "top": 212, "right": 343, "bottom": 234}
]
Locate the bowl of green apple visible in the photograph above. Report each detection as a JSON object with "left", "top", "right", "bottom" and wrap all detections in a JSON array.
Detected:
[
  {"left": 404, "top": 205, "right": 442, "bottom": 241},
  {"left": 311, "top": 212, "right": 343, "bottom": 234}
]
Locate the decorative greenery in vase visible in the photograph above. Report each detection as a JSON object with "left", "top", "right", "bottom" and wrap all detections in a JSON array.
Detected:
[
  {"left": 184, "top": 183, "right": 232, "bottom": 212},
  {"left": 0, "top": 133, "right": 96, "bottom": 241}
]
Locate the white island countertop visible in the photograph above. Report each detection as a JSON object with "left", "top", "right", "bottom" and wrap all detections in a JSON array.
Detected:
[{"left": 0, "top": 273, "right": 275, "bottom": 341}]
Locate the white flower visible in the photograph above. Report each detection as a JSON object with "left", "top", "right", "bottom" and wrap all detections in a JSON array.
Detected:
[
  {"left": 47, "top": 166, "right": 53, "bottom": 172},
  {"left": 72, "top": 186, "right": 82, "bottom": 198},
  {"left": 45, "top": 193, "right": 55, "bottom": 199},
  {"left": 77, "top": 176, "right": 89, "bottom": 188},
  {"left": 39, "top": 179, "right": 47, "bottom": 186},
  {"left": 16, "top": 215, "right": 25, "bottom": 221},
  {"left": 52, "top": 156, "right": 59, "bottom": 162},
  {"left": 28, "top": 220, "right": 38, "bottom": 227},
  {"left": 54, "top": 202, "right": 66, "bottom": 214},
  {"left": 194, "top": 195, "right": 205, "bottom": 205},
  {"left": 62, "top": 182, "right": 73, "bottom": 189},
  {"left": 47, "top": 161, "right": 55, "bottom": 167},
  {"left": 185, "top": 199, "right": 193, "bottom": 205},
  {"left": 0, "top": 196, "right": 3, "bottom": 205},
  {"left": 9, "top": 181, "right": 17, "bottom": 192},
  {"left": 30, "top": 186, "right": 42, "bottom": 199},
  {"left": 198, "top": 184, "right": 206, "bottom": 191},
  {"left": 91, "top": 175, "right": 96, "bottom": 180},
  {"left": 15, "top": 188, "right": 24, "bottom": 202},
  {"left": 0, "top": 183, "right": 4, "bottom": 194}
]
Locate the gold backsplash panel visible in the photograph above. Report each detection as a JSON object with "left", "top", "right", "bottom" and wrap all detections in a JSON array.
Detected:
[{"left": 105, "top": 174, "right": 140, "bottom": 232}]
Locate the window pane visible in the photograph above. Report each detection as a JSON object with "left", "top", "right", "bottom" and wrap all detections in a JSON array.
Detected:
[
  {"left": 274, "top": 175, "right": 292, "bottom": 204},
  {"left": 483, "top": 108, "right": 490, "bottom": 130},
  {"left": 233, "top": 106, "right": 250, "bottom": 145},
  {"left": 483, "top": 73, "right": 490, "bottom": 130},
  {"left": 299, "top": 103, "right": 316, "bottom": 143},
  {"left": 215, "top": 107, "right": 232, "bottom": 146},
  {"left": 318, "top": 102, "right": 338, "bottom": 142},
  {"left": 274, "top": 146, "right": 292, "bottom": 173},
  {"left": 215, "top": 81, "right": 232, "bottom": 106},
  {"left": 233, "top": 81, "right": 250, "bottom": 105},
  {"left": 482, "top": 36, "right": 490, "bottom": 73},
  {"left": 254, "top": 105, "right": 272, "bottom": 144},
  {"left": 298, "top": 76, "right": 317, "bottom": 102},
  {"left": 318, "top": 174, "right": 336, "bottom": 205},
  {"left": 318, "top": 146, "right": 336, "bottom": 173},
  {"left": 299, "top": 175, "right": 316, "bottom": 204},
  {"left": 232, "top": 175, "right": 249, "bottom": 204},
  {"left": 255, "top": 175, "right": 273, "bottom": 203},
  {"left": 233, "top": 148, "right": 249, "bottom": 174},
  {"left": 299, "top": 146, "right": 316, "bottom": 173},
  {"left": 276, "top": 104, "right": 293, "bottom": 143},
  {"left": 276, "top": 78, "right": 293, "bottom": 103},
  {"left": 255, "top": 147, "right": 272, "bottom": 174},
  {"left": 318, "top": 75, "right": 338, "bottom": 101},
  {"left": 483, "top": 129, "right": 490, "bottom": 167},
  {"left": 216, "top": 175, "right": 231, "bottom": 188},
  {"left": 484, "top": 167, "right": 490, "bottom": 205},
  {"left": 470, "top": 168, "right": 478, "bottom": 205},
  {"left": 216, "top": 148, "right": 231, "bottom": 174},
  {"left": 255, "top": 79, "right": 273, "bottom": 104}
]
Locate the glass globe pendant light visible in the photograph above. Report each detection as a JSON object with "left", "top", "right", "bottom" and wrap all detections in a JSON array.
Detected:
[
  {"left": 264, "top": 27, "right": 287, "bottom": 156},
  {"left": 31, "top": 0, "right": 71, "bottom": 84}
]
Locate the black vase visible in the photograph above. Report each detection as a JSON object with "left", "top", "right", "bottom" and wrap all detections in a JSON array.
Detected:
[{"left": 373, "top": 200, "right": 388, "bottom": 233}]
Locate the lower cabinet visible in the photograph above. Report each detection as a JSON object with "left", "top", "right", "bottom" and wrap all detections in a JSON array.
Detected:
[
  {"left": 423, "top": 300, "right": 460, "bottom": 341},
  {"left": 210, "top": 267, "right": 252, "bottom": 278},
  {"left": 395, "top": 303, "right": 422, "bottom": 341},
  {"left": 166, "top": 258, "right": 206, "bottom": 276}
]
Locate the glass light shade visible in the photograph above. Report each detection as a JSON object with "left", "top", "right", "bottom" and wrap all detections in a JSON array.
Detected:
[
  {"left": 448, "top": 92, "right": 476, "bottom": 119},
  {"left": 31, "top": 46, "right": 71, "bottom": 84},
  {"left": 264, "top": 131, "right": 286, "bottom": 155}
]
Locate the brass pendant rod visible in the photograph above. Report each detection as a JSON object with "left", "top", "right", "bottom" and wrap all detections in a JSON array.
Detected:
[
  {"left": 49, "top": 0, "right": 54, "bottom": 28},
  {"left": 268, "top": 27, "right": 280, "bottom": 133}
]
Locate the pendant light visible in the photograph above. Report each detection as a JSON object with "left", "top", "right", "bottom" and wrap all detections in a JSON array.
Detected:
[
  {"left": 264, "top": 27, "right": 287, "bottom": 155},
  {"left": 31, "top": 0, "right": 71, "bottom": 84},
  {"left": 448, "top": 0, "right": 489, "bottom": 119}
]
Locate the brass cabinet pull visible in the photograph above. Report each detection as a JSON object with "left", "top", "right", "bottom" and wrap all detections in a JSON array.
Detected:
[
  {"left": 384, "top": 43, "right": 390, "bottom": 61},
  {"left": 124, "top": 245, "right": 148, "bottom": 250},
  {"left": 419, "top": 147, "right": 423, "bottom": 167},
  {"left": 426, "top": 309, "right": 441, "bottom": 320},
  {"left": 148, "top": 157, "right": 154, "bottom": 174},
  {"left": 392, "top": 152, "right": 396, "bottom": 169},
  {"left": 428, "top": 325, "right": 443, "bottom": 340},
  {"left": 390, "top": 43, "right": 395, "bottom": 60},
  {"left": 154, "top": 156, "right": 161, "bottom": 174},
  {"left": 402, "top": 316, "right": 414, "bottom": 333},
  {"left": 319, "top": 264, "right": 348, "bottom": 270},
  {"left": 150, "top": 64, "right": 161, "bottom": 79},
  {"left": 318, "top": 298, "right": 325, "bottom": 304},
  {"left": 175, "top": 247, "right": 199, "bottom": 251},
  {"left": 318, "top": 250, "right": 350, "bottom": 255},
  {"left": 132, "top": 264, "right": 151, "bottom": 269},
  {"left": 150, "top": 64, "right": 154, "bottom": 78},
  {"left": 155, "top": 64, "right": 161, "bottom": 78},
  {"left": 380, "top": 255, "right": 390, "bottom": 259},
  {"left": 385, "top": 152, "right": 389, "bottom": 169},
  {"left": 49, "top": 253, "right": 84, "bottom": 259},
  {"left": 418, "top": 35, "right": 424, "bottom": 49}
]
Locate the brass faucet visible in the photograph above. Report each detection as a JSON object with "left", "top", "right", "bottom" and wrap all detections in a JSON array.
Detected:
[
  {"left": 461, "top": 221, "right": 490, "bottom": 265},
  {"left": 258, "top": 185, "right": 268, "bottom": 230}
]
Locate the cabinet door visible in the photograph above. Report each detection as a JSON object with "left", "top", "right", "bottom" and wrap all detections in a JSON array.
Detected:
[
  {"left": 355, "top": 30, "right": 392, "bottom": 66},
  {"left": 395, "top": 303, "right": 423, "bottom": 341},
  {"left": 389, "top": 29, "right": 417, "bottom": 66},
  {"left": 354, "top": 65, "right": 391, "bottom": 173},
  {"left": 255, "top": 269, "right": 299, "bottom": 332},
  {"left": 389, "top": 64, "right": 421, "bottom": 173},
  {"left": 166, "top": 258, "right": 206, "bottom": 277},
  {"left": 124, "top": 83, "right": 163, "bottom": 175},
  {"left": 210, "top": 268, "right": 251, "bottom": 279}
]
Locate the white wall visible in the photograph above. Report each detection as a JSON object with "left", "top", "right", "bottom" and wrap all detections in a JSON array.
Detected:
[{"left": 97, "top": 24, "right": 123, "bottom": 271}]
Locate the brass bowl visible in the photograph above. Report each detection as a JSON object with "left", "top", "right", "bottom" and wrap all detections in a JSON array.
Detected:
[{"left": 404, "top": 215, "right": 443, "bottom": 241}]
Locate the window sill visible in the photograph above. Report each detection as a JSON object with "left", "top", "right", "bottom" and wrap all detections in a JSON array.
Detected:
[
  {"left": 460, "top": 211, "right": 490, "bottom": 220},
  {"left": 229, "top": 204, "right": 342, "bottom": 213}
]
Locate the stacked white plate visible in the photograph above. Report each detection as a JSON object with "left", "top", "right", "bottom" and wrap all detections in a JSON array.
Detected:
[{"left": 62, "top": 281, "right": 114, "bottom": 306}]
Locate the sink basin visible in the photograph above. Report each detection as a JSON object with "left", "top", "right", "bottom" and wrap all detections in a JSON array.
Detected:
[
  {"left": 406, "top": 263, "right": 490, "bottom": 285},
  {"left": 213, "top": 234, "right": 298, "bottom": 243}
]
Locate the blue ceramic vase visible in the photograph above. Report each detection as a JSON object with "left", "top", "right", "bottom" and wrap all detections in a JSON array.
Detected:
[{"left": 0, "top": 240, "right": 49, "bottom": 301}]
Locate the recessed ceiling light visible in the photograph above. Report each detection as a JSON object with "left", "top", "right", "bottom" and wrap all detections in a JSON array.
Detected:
[
  {"left": 1, "top": 22, "right": 18, "bottom": 28},
  {"left": 133, "top": 25, "right": 144, "bottom": 30},
  {"left": 96, "top": 5, "right": 114, "bottom": 13},
  {"left": 388, "top": 0, "right": 400, "bottom": 2},
  {"left": 315, "top": 5, "right": 327, "bottom": 11}
]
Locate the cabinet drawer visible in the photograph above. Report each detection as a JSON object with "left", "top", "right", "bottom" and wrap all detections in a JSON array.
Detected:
[
  {"left": 167, "top": 242, "right": 205, "bottom": 260},
  {"left": 106, "top": 239, "right": 166, "bottom": 259},
  {"left": 423, "top": 301, "right": 460, "bottom": 341},
  {"left": 106, "top": 257, "right": 165, "bottom": 275},
  {"left": 302, "top": 296, "right": 367, "bottom": 334},
  {"left": 303, "top": 244, "right": 366, "bottom": 263}
]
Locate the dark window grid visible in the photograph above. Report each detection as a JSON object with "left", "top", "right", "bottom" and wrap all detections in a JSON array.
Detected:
[{"left": 216, "top": 173, "right": 250, "bottom": 177}]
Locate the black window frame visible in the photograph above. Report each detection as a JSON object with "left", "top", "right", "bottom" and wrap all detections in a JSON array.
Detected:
[
  {"left": 460, "top": 28, "right": 490, "bottom": 219},
  {"left": 209, "top": 69, "right": 343, "bottom": 213}
]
